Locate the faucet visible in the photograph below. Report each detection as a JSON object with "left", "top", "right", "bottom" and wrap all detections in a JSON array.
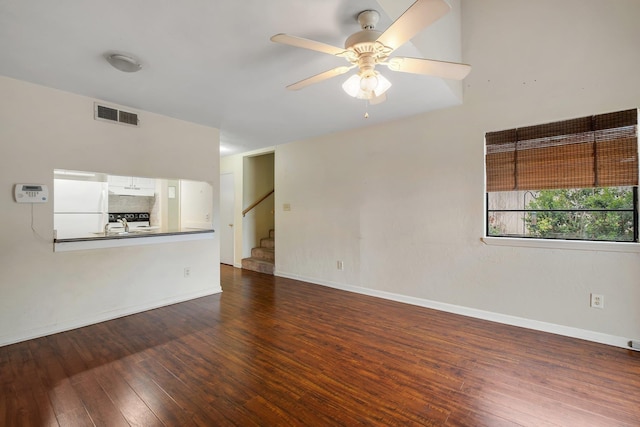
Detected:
[{"left": 118, "top": 218, "right": 129, "bottom": 232}]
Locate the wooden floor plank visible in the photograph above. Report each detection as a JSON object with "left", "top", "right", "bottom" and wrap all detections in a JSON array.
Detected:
[
  {"left": 136, "top": 354, "right": 236, "bottom": 426},
  {"left": 1, "top": 265, "right": 639, "bottom": 426},
  {"left": 92, "top": 364, "right": 163, "bottom": 427},
  {"left": 114, "top": 360, "right": 193, "bottom": 426},
  {"left": 71, "top": 375, "right": 129, "bottom": 427}
]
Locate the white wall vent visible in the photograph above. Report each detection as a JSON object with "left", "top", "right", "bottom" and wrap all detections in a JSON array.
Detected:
[{"left": 94, "top": 103, "right": 139, "bottom": 126}]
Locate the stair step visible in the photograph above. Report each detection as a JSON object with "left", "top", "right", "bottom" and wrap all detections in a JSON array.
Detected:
[
  {"left": 241, "top": 257, "right": 275, "bottom": 275},
  {"left": 260, "top": 237, "right": 275, "bottom": 249},
  {"left": 251, "top": 246, "right": 274, "bottom": 262}
]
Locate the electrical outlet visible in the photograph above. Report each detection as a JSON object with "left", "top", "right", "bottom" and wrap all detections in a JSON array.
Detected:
[
  {"left": 337, "top": 260, "right": 344, "bottom": 270},
  {"left": 590, "top": 293, "right": 604, "bottom": 309},
  {"left": 184, "top": 267, "right": 191, "bottom": 278}
]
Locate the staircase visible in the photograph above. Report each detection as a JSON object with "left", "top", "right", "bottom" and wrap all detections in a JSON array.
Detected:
[{"left": 241, "top": 229, "right": 275, "bottom": 275}]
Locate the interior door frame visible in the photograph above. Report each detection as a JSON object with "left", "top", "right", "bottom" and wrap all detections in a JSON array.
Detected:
[{"left": 220, "top": 172, "right": 235, "bottom": 266}]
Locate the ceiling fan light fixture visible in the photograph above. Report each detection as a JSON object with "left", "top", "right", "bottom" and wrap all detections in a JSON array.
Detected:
[
  {"left": 342, "top": 74, "right": 361, "bottom": 97},
  {"left": 372, "top": 72, "right": 391, "bottom": 97},
  {"left": 360, "top": 74, "right": 379, "bottom": 92},
  {"left": 342, "top": 71, "right": 391, "bottom": 100}
]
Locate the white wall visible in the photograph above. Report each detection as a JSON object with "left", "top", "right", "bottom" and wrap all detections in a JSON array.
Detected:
[
  {"left": 0, "top": 76, "right": 221, "bottom": 346},
  {"left": 274, "top": 0, "right": 640, "bottom": 347},
  {"left": 180, "top": 179, "right": 214, "bottom": 229}
]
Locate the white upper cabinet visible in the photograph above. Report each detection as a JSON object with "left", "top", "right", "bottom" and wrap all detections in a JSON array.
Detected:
[{"left": 108, "top": 175, "right": 156, "bottom": 196}]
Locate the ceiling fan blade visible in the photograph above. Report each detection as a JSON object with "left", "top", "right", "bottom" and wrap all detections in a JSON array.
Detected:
[
  {"left": 286, "top": 66, "right": 353, "bottom": 91},
  {"left": 271, "top": 33, "right": 345, "bottom": 56},
  {"left": 376, "top": 0, "right": 450, "bottom": 52},
  {"left": 386, "top": 57, "right": 471, "bottom": 80}
]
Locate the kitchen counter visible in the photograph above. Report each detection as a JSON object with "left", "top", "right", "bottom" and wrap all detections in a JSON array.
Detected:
[{"left": 54, "top": 227, "right": 214, "bottom": 252}]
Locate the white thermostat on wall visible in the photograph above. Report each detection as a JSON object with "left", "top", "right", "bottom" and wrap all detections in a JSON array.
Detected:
[{"left": 14, "top": 183, "right": 49, "bottom": 203}]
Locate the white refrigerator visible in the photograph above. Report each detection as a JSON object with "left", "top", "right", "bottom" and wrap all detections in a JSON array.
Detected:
[{"left": 54, "top": 179, "right": 108, "bottom": 238}]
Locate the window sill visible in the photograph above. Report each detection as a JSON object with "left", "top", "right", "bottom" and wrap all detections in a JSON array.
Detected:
[{"left": 481, "top": 236, "right": 640, "bottom": 253}]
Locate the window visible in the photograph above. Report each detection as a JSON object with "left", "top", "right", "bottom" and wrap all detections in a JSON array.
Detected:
[{"left": 485, "top": 109, "right": 638, "bottom": 242}]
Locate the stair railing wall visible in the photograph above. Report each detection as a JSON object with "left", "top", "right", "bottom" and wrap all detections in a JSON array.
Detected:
[{"left": 242, "top": 189, "right": 274, "bottom": 217}]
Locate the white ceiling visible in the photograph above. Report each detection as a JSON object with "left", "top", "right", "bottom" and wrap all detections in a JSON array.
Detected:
[{"left": 0, "top": 0, "right": 464, "bottom": 156}]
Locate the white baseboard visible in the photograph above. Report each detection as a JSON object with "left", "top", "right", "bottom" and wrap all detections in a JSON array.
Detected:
[
  {"left": 0, "top": 287, "right": 222, "bottom": 347},
  {"left": 275, "top": 270, "right": 635, "bottom": 351}
]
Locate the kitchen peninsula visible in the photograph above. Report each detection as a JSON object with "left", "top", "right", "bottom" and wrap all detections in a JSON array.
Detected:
[{"left": 54, "top": 227, "right": 214, "bottom": 252}]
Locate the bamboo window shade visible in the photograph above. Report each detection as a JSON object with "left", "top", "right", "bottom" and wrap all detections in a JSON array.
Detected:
[{"left": 485, "top": 109, "right": 638, "bottom": 192}]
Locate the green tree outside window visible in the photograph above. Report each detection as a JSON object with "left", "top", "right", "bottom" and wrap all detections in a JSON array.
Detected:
[{"left": 525, "top": 188, "right": 635, "bottom": 241}]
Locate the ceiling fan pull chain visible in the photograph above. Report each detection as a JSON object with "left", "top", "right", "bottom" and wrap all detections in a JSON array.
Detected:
[{"left": 364, "top": 100, "right": 369, "bottom": 119}]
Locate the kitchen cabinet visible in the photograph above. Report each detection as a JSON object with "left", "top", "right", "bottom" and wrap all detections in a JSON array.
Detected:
[{"left": 108, "top": 175, "right": 156, "bottom": 196}]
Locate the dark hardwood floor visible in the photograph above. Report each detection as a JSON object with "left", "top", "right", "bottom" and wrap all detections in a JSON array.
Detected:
[{"left": 2, "top": 265, "right": 639, "bottom": 426}]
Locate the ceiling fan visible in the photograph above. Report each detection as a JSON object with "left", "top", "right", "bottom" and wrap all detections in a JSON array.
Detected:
[{"left": 271, "top": 0, "right": 471, "bottom": 104}]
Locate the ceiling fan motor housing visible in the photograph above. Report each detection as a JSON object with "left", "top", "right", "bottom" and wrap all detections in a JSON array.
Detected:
[
  {"left": 345, "top": 9, "right": 382, "bottom": 51},
  {"left": 343, "top": 10, "right": 392, "bottom": 70},
  {"left": 357, "top": 10, "right": 379, "bottom": 30},
  {"left": 344, "top": 30, "right": 381, "bottom": 51}
]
